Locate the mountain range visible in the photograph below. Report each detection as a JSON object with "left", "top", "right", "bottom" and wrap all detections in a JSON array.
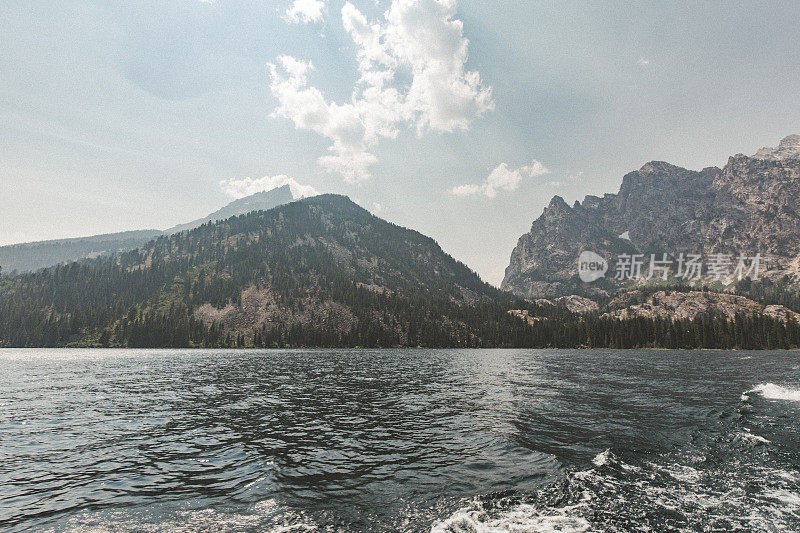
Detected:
[
  {"left": 0, "top": 185, "right": 294, "bottom": 274},
  {"left": 0, "top": 195, "right": 547, "bottom": 348},
  {"left": 1, "top": 136, "right": 799, "bottom": 349},
  {"left": 502, "top": 135, "right": 800, "bottom": 299}
]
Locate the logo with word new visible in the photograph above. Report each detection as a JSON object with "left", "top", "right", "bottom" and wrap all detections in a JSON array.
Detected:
[{"left": 578, "top": 251, "right": 608, "bottom": 283}]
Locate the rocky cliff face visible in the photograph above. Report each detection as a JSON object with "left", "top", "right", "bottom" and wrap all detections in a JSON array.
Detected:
[
  {"left": 502, "top": 135, "right": 800, "bottom": 298},
  {"left": 603, "top": 290, "right": 799, "bottom": 323},
  {"left": 753, "top": 134, "right": 800, "bottom": 161}
]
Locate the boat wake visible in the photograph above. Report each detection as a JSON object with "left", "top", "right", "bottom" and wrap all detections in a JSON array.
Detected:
[
  {"left": 51, "top": 499, "right": 320, "bottom": 533},
  {"left": 745, "top": 382, "right": 800, "bottom": 402},
  {"left": 433, "top": 385, "right": 800, "bottom": 532}
]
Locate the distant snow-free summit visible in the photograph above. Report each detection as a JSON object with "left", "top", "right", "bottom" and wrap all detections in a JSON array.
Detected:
[
  {"left": 0, "top": 184, "right": 299, "bottom": 273},
  {"left": 502, "top": 135, "right": 800, "bottom": 298}
]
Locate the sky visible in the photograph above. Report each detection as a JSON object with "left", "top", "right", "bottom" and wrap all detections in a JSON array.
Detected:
[{"left": 2, "top": 0, "right": 799, "bottom": 285}]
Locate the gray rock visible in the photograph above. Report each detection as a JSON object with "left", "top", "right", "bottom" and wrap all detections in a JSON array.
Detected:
[
  {"left": 503, "top": 135, "right": 800, "bottom": 299},
  {"left": 753, "top": 134, "right": 800, "bottom": 161}
]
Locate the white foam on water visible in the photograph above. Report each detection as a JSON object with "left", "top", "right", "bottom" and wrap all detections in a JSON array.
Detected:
[
  {"left": 764, "top": 490, "right": 800, "bottom": 507},
  {"left": 54, "top": 500, "right": 319, "bottom": 533},
  {"left": 663, "top": 464, "right": 701, "bottom": 483},
  {"left": 741, "top": 433, "right": 771, "bottom": 445},
  {"left": 747, "top": 383, "right": 800, "bottom": 402},
  {"left": 432, "top": 437, "right": 800, "bottom": 533},
  {"left": 590, "top": 449, "right": 613, "bottom": 467},
  {"left": 736, "top": 428, "right": 771, "bottom": 446},
  {"left": 776, "top": 470, "right": 799, "bottom": 482},
  {"left": 430, "top": 502, "right": 592, "bottom": 533},
  {"left": 591, "top": 449, "right": 638, "bottom": 471},
  {"left": 432, "top": 455, "right": 615, "bottom": 533},
  {"left": 57, "top": 511, "right": 261, "bottom": 533}
]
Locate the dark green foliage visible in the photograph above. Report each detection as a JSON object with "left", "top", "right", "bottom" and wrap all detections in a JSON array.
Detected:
[
  {"left": 1, "top": 195, "right": 798, "bottom": 349},
  {"left": 0, "top": 195, "right": 506, "bottom": 347},
  {"left": 736, "top": 276, "right": 800, "bottom": 312}
]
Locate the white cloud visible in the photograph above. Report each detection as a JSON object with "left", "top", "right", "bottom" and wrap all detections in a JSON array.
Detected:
[
  {"left": 542, "top": 170, "right": 584, "bottom": 188},
  {"left": 383, "top": 0, "right": 494, "bottom": 132},
  {"left": 451, "top": 161, "right": 549, "bottom": 198},
  {"left": 284, "top": 0, "right": 325, "bottom": 24},
  {"left": 269, "top": 0, "right": 493, "bottom": 183},
  {"left": 637, "top": 57, "right": 650, "bottom": 67},
  {"left": 219, "top": 175, "right": 320, "bottom": 200}
]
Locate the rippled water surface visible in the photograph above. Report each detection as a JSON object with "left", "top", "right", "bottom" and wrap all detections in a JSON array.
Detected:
[{"left": 1, "top": 348, "right": 799, "bottom": 531}]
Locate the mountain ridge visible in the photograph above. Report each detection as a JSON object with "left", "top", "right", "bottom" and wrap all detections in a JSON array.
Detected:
[
  {"left": 502, "top": 135, "right": 800, "bottom": 299},
  {"left": 1, "top": 192, "right": 798, "bottom": 349},
  {"left": 164, "top": 185, "right": 294, "bottom": 234},
  {"left": 0, "top": 194, "right": 523, "bottom": 348},
  {"left": 0, "top": 185, "right": 297, "bottom": 273}
]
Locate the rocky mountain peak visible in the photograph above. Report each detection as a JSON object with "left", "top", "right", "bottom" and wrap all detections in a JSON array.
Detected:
[
  {"left": 637, "top": 161, "right": 683, "bottom": 175},
  {"left": 539, "top": 195, "right": 573, "bottom": 220},
  {"left": 547, "top": 195, "right": 570, "bottom": 210},
  {"left": 502, "top": 135, "right": 800, "bottom": 299},
  {"left": 753, "top": 134, "right": 800, "bottom": 161}
]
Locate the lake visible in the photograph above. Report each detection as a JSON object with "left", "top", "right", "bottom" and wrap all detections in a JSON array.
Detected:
[{"left": 1, "top": 349, "right": 799, "bottom": 531}]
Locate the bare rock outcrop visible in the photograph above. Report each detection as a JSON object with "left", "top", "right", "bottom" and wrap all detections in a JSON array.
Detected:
[
  {"left": 604, "top": 290, "right": 798, "bottom": 323},
  {"left": 554, "top": 295, "right": 599, "bottom": 314},
  {"left": 502, "top": 135, "right": 800, "bottom": 299}
]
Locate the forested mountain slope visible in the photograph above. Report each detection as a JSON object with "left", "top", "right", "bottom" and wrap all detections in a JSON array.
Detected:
[
  {"left": 1, "top": 195, "right": 798, "bottom": 349},
  {"left": 0, "top": 195, "right": 524, "bottom": 347},
  {"left": 0, "top": 185, "right": 295, "bottom": 273}
]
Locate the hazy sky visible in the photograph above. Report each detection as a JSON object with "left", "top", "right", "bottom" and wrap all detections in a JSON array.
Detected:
[{"left": 2, "top": 0, "right": 799, "bottom": 285}]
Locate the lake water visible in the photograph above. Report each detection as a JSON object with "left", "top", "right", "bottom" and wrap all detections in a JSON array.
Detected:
[{"left": 1, "top": 348, "right": 799, "bottom": 532}]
